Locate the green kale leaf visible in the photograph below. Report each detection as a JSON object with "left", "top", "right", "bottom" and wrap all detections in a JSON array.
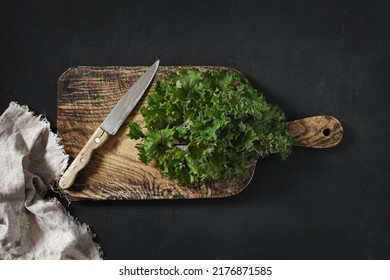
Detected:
[{"left": 129, "top": 69, "right": 292, "bottom": 185}]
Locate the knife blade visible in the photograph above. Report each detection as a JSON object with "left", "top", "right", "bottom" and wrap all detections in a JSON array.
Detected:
[{"left": 59, "top": 60, "right": 160, "bottom": 190}]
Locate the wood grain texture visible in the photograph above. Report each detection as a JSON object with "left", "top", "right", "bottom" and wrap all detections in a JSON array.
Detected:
[
  {"left": 59, "top": 127, "right": 110, "bottom": 190},
  {"left": 57, "top": 66, "right": 256, "bottom": 201},
  {"left": 288, "top": 115, "right": 343, "bottom": 148},
  {"left": 57, "top": 66, "right": 343, "bottom": 201}
]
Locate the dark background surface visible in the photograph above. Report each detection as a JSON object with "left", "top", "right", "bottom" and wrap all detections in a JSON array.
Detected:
[{"left": 1, "top": 0, "right": 390, "bottom": 259}]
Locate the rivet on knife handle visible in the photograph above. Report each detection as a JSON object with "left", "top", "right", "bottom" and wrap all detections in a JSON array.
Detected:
[
  {"left": 59, "top": 127, "right": 110, "bottom": 190},
  {"left": 288, "top": 115, "right": 343, "bottom": 148}
]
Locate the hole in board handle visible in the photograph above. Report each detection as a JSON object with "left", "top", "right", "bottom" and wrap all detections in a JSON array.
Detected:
[{"left": 323, "top": 128, "right": 331, "bottom": 136}]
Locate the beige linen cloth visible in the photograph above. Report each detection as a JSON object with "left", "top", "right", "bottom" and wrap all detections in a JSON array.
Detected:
[{"left": 0, "top": 102, "right": 102, "bottom": 259}]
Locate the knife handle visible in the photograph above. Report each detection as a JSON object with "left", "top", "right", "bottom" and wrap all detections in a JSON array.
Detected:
[
  {"left": 59, "top": 127, "right": 110, "bottom": 190},
  {"left": 288, "top": 115, "right": 343, "bottom": 148}
]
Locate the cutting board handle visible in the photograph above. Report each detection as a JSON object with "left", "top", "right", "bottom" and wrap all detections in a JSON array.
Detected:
[{"left": 288, "top": 115, "right": 343, "bottom": 148}]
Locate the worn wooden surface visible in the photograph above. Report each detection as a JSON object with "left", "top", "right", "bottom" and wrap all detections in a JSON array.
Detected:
[
  {"left": 57, "top": 66, "right": 257, "bottom": 200},
  {"left": 59, "top": 127, "right": 110, "bottom": 190},
  {"left": 57, "top": 66, "right": 342, "bottom": 201},
  {"left": 288, "top": 115, "right": 343, "bottom": 148}
]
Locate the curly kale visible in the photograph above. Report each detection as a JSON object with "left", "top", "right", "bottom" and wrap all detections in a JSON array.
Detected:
[{"left": 128, "top": 69, "right": 292, "bottom": 184}]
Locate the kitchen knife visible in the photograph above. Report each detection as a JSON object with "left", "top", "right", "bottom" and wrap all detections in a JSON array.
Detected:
[{"left": 59, "top": 60, "right": 160, "bottom": 190}]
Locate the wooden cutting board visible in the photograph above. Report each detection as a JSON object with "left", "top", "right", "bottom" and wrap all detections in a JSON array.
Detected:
[{"left": 57, "top": 66, "right": 343, "bottom": 201}]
